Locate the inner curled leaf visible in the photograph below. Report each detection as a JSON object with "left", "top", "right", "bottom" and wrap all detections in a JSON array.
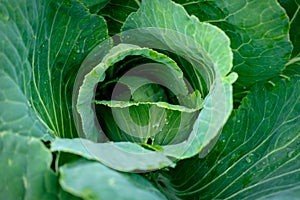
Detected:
[
  {"left": 96, "top": 89, "right": 203, "bottom": 146},
  {"left": 93, "top": 45, "right": 203, "bottom": 146}
]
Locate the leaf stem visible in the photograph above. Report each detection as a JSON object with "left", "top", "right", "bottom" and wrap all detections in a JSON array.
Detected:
[
  {"left": 290, "top": 6, "right": 300, "bottom": 24},
  {"left": 134, "top": 0, "right": 140, "bottom": 7},
  {"left": 286, "top": 56, "right": 300, "bottom": 66}
]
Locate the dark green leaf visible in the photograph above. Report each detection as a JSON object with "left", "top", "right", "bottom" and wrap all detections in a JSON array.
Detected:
[
  {"left": 279, "top": 0, "right": 300, "bottom": 57},
  {"left": 99, "top": 0, "right": 140, "bottom": 35},
  {"left": 158, "top": 70, "right": 300, "bottom": 199},
  {"left": 175, "top": 0, "right": 292, "bottom": 89},
  {"left": 79, "top": 0, "right": 110, "bottom": 12},
  {"left": 0, "top": 0, "right": 108, "bottom": 138}
]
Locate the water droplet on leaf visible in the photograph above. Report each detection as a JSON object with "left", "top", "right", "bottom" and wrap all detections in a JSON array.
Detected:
[
  {"left": 246, "top": 157, "right": 251, "bottom": 163},
  {"left": 288, "top": 150, "right": 295, "bottom": 158}
]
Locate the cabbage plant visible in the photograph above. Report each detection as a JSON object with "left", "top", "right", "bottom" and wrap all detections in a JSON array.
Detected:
[{"left": 0, "top": 0, "right": 299, "bottom": 199}]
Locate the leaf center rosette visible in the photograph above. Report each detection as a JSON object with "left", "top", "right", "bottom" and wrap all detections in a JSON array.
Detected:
[{"left": 71, "top": 1, "right": 237, "bottom": 172}]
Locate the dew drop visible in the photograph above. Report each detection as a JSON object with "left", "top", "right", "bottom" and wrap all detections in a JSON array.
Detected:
[
  {"left": 288, "top": 150, "right": 295, "bottom": 158},
  {"left": 152, "top": 123, "right": 159, "bottom": 129},
  {"left": 246, "top": 157, "right": 251, "bottom": 163},
  {"left": 246, "top": 153, "right": 255, "bottom": 163},
  {"left": 8, "top": 159, "right": 12, "bottom": 166},
  {"left": 108, "top": 178, "right": 115, "bottom": 186},
  {"left": 2, "top": 14, "right": 9, "bottom": 21}
]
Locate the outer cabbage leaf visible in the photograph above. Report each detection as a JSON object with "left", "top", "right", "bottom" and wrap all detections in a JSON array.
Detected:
[
  {"left": 0, "top": 0, "right": 49, "bottom": 137},
  {"left": 99, "top": 0, "right": 140, "bottom": 35},
  {"left": 279, "top": 0, "right": 300, "bottom": 57},
  {"left": 158, "top": 67, "right": 300, "bottom": 199},
  {"left": 79, "top": 0, "right": 109, "bottom": 9},
  {"left": 59, "top": 159, "right": 167, "bottom": 200},
  {"left": 78, "top": 0, "right": 110, "bottom": 13},
  {"left": 0, "top": 72, "right": 47, "bottom": 138},
  {"left": 174, "top": 0, "right": 292, "bottom": 89},
  {"left": 259, "top": 186, "right": 300, "bottom": 200},
  {"left": 51, "top": 138, "right": 174, "bottom": 172},
  {"left": 0, "top": 0, "right": 108, "bottom": 138},
  {"left": 0, "top": 132, "right": 78, "bottom": 199}
]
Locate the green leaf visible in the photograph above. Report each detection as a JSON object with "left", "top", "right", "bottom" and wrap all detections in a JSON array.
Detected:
[
  {"left": 95, "top": 75, "right": 203, "bottom": 145},
  {"left": 158, "top": 71, "right": 300, "bottom": 199},
  {"left": 0, "top": 0, "right": 108, "bottom": 138},
  {"left": 79, "top": 0, "right": 109, "bottom": 9},
  {"left": 279, "top": 0, "right": 300, "bottom": 57},
  {"left": 175, "top": 0, "right": 292, "bottom": 89},
  {"left": 59, "top": 159, "right": 167, "bottom": 200},
  {"left": 79, "top": 0, "right": 110, "bottom": 13},
  {"left": 259, "top": 186, "right": 300, "bottom": 200},
  {"left": 99, "top": 0, "right": 140, "bottom": 35},
  {"left": 96, "top": 103, "right": 201, "bottom": 145},
  {"left": 0, "top": 0, "right": 49, "bottom": 137},
  {"left": 0, "top": 72, "right": 47, "bottom": 138},
  {"left": 0, "top": 132, "right": 77, "bottom": 199},
  {"left": 285, "top": 57, "right": 300, "bottom": 74},
  {"left": 96, "top": 98, "right": 202, "bottom": 112},
  {"left": 51, "top": 138, "right": 175, "bottom": 172},
  {"left": 122, "top": 0, "right": 234, "bottom": 78}
]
